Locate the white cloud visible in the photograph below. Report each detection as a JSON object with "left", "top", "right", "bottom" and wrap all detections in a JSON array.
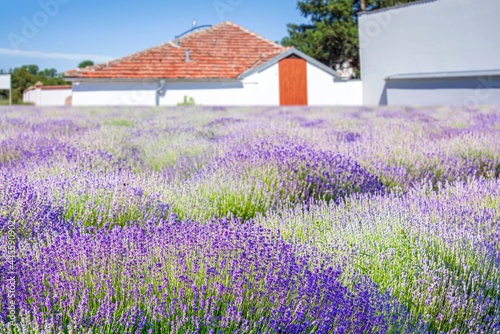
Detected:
[{"left": 0, "top": 48, "right": 115, "bottom": 62}]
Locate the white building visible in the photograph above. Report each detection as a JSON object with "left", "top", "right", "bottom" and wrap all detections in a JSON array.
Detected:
[
  {"left": 65, "top": 21, "right": 362, "bottom": 107},
  {"left": 0, "top": 74, "right": 12, "bottom": 105},
  {"left": 23, "top": 82, "right": 72, "bottom": 106},
  {"left": 359, "top": 0, "right": 500, "bottom": 106}
]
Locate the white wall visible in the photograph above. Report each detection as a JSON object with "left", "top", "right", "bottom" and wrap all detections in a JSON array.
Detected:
[
  {"left": 72, "top": 82, "right": 157, "bottom": 106},
  {"left": 71, "top": 62, "right": 362, "bottom": 106},
  {"left": 23, "top": 90, "right": 36, "bottom": 105},
  {"left": 23, "top": 88, "right": 72, "bottom": 106},
  {"left": 72, "top": 64, "right": 280, "bottom": 106},
  {"left": 161, "top": 63, "right": 279, "bottom": 106},
  {"left": 359, "top": 0, "right": 500, "bottom": 105},
  {"left": 386, "top": 76, "right": 500, "bottom": 106},
  {"left": 0, "top": 75, "right": 11, "bottom": 89},
  {"left": 307, "top": 63, "right": 362, "bottom": 105}
]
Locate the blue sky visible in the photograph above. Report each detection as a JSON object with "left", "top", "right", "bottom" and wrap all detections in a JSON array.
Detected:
[{"left": 0, "top": 0, "right": 307, "bottom": 74}]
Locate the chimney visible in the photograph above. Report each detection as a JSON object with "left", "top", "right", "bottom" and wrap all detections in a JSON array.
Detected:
[{"left": 185, "top": 49, "right": 190, "bottom": 62}]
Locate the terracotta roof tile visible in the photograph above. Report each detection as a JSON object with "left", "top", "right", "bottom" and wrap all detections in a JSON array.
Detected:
[{"left": 65, "top": 21, "right": 288, "bottom": 80}]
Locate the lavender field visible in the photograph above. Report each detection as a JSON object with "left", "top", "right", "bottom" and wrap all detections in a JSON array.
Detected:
[{"left": 0, "top": 106, "right": 499, "bottom": 333}]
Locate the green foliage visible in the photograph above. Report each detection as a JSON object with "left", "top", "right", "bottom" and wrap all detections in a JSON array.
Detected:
[
  {"left": 24, "top": 64, "right": 39, "bottom": 76},
  {"left": 0, "top": 91, "right": 9, "bottom": 102},
  {"left": 177, "top": 96, "right": 196, "bottom": 106},
  {"left": 171, "top": 170, "right": 275, "bottom": 222},
  {"left": 282, "top": 0, "right": 421, "bottom": 73},
  {"left": 103, "top": 118, "right": 135, "bottom": 127},
  {"left": 78, "top": 60, "right": 94, "bottom": 68},
  {"left": 39, "top": 68, "right": 58, "bottom": 78},
  {"left": 9, "top": 65, "right": 70, "bottom": 104}
]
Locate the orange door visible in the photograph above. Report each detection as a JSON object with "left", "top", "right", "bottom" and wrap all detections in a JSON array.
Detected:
[{"left": 279, "top": 55, "right": 308, "bottom": 106}]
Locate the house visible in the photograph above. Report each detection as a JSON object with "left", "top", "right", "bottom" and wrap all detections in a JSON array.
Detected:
[
  {"left": 358, "top": 0, "right": 500, "bottom": 106},
  {"left": 23, "top": 82, "right": 72, "bottom": 106},
  {"left": 65, "top": 21, "right": 362, "bottom": 106}
]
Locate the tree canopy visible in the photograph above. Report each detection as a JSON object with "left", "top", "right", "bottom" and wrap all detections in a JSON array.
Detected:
[
  {"left": 78, "top": 60, "right": 94, "bottom": 68},
  {"left": 282, "top": 0, "right": 421, "bottom": 76},
  {"left": 0, "top": 65, "right": 69, "bottom": 104}
]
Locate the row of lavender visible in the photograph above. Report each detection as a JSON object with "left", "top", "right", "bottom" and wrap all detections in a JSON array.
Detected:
[{"left": 0, "top": 106, "right": 499, "bottom": 333}]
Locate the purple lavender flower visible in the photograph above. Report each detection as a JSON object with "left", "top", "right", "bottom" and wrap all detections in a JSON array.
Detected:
[{"left": 1, "top": 218, "right": 410, "bottom": 333}]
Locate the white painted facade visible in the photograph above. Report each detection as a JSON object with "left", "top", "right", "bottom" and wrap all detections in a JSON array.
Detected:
[
  {"left": 0, "top": 75, "right": 11, "bottom": 89},
  {"left": 359, "top": 0, "right": 500, "bottom": 106},
  {"left": 72, "top": 81, "right": 158, "bottom": 107},
  {"left": 71, "top": 62, "right": 362, "bottom": 106},
  {"left": 161, "top": 62, "right": 280, "bottom": 106},
  {"left": 0, "top": 75, "right": 12, "bottom": 105},
  {"left": 23, "top": 86, "right": 72, "bottom": 106},
  {"left": 307, "top": 63, "right": 362, "bottom": 106},
  {"left": 72, "top": 64, "right": 279, "bottom": 106}
]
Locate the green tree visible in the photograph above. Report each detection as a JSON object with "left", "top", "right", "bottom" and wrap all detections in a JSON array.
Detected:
[
  {"left": 40, "top": 68, "right": 58, "bottom": 78},
  {"left": 282, "top": 0, "right": 420, "bottom": 75},
  {"left": 9, "top": 65, "right": 70, "bottom": 104},
  {"left": 11, "top": 67, "right": 36, "bottom": 104},
  {"left": 22, "top": 64, "right": 40, "bottom": 76},
  {"left": 78, "top": 60, "right": 94, "bottom": 68}
]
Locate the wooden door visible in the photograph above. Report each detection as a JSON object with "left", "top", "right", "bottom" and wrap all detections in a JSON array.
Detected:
[{"left": 279, "top": 55, "right": 308, "bottom": 106}]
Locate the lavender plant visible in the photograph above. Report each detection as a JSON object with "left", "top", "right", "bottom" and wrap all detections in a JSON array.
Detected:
[
  {"left": 1, "top": 218, "right": 412, "bottom": 333},
  {"left": 171, "top": 140, "right": 383, "bottom": 221},
  {"left": 258, "top": 178, "right": 500, "bottom": 332},
  {"left": 0, "top": 105, "right": 498, "bottom": 333}
]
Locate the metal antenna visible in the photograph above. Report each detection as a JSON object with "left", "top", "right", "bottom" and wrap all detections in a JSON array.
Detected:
[{"left": 175, "top": 24, "right": 212, "bottom": 46}]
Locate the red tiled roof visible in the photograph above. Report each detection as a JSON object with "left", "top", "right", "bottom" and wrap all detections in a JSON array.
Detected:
[{"left": 65, "top": 21, "right": 289, "bottom": 80}]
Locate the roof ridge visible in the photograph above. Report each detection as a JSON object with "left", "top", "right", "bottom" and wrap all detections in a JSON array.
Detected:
[
  {"left": 177, "top": 22, "right": 223, "bottom": 43},
  {"left": 223, "top": 21, "right": 286, "bottom": 50}
]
